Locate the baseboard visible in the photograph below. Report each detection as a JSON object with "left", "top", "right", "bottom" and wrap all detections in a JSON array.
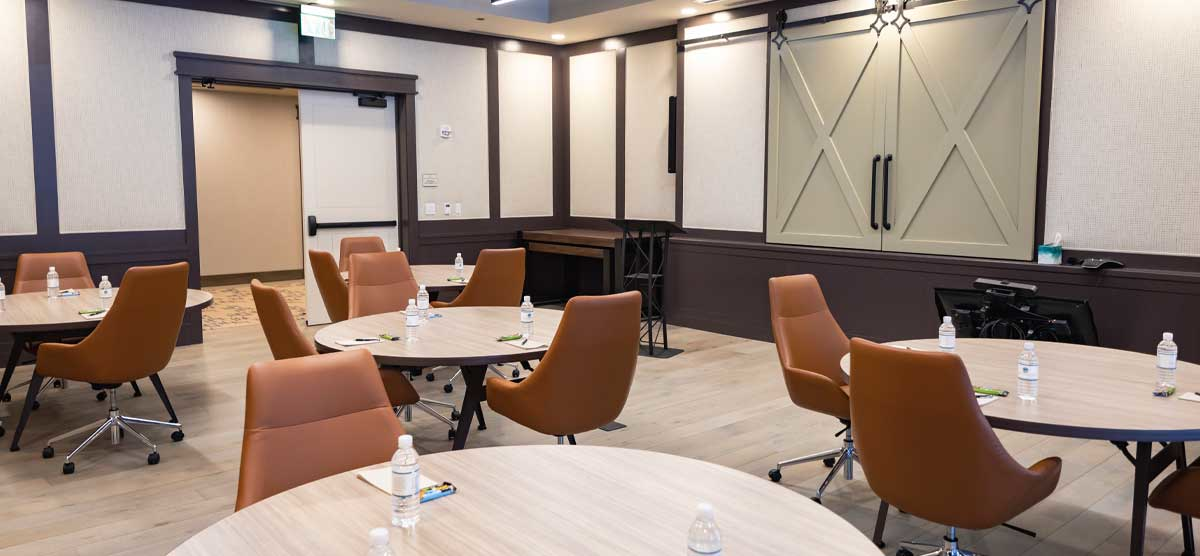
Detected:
[{"left": 200, "top": 269, "right": 304, "bottom": 287}]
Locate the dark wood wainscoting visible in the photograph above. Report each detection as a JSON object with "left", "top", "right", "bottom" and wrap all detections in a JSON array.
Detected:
[{"left": 666, "top": 237, "right": 1200, "bottom": 355}]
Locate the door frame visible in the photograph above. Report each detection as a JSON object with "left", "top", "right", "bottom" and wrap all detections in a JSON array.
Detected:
[{"left": 172, "top": 51, "right": 419, "bottom": 291}]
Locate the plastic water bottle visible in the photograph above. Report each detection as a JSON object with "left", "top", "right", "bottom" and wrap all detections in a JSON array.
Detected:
[
  {"left": 391, "top": 434, "right": 420, "bottom": 528},
  {"left": 1155, "top": 332, "right": 1178, "bottom": 397},
  {"left": 520, "top": 295, "right": 534, "bottom": 340},
  {"left": 46, "top": 266, "right": 59, "bottom": 298},
  {"left": 404, "top": 299, "right": 419, "bottom": 342},
  {"left": 416, "top": 285, "right": 430, "bottom": 322},
  {"left": 1017, "top": 342, "right": 1039, "bottom": 401},
  {"left": 454, "top": 252, "right": 464, "bottom": 279},
  {"left": 687, "top": 502, "right": 722, "bottom": 555},
  {"left": 0, "top": 277, "right": 6, "bottom": 311},
  {"left": 938, "top": 316, "right": 956, "bottom": 352},
  {"left": 98, "top": 275, "right": 113, "bottom": 308},
  {"left": 367, "top": 527, "right": 395, "bottom": 556}
]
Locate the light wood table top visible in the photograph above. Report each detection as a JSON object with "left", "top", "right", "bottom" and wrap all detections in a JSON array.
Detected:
[
  {"left": 169, "top": 445, "right": 881, "bottom": 556},
  {"left": 521, "top": 227, "right": 622, "bottom": 248},
  {"left": 340, "top": 264, "right": 474, "bottom": 291},
  {"left": 314, "top": 306, "right": 562, "bottom": 368},
  {"left": 840, "top": 338, "right": 1200, "bottom": 442},
  {"left": 0, "top": 288, "right": 213, "bottom": 334}
]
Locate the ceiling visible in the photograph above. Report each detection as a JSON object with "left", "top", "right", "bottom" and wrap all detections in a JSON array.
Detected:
[{"left": 256, "top": 0, "right": 771, "bottom": 44}]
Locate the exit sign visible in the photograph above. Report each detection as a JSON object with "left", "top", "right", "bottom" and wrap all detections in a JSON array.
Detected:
[{"left": 300, "top": 5, "right": 336, "bottom": 40}]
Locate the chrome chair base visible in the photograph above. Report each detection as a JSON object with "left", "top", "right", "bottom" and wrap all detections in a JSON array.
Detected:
[
  {"left": 442, "top": 364, "right": 521, "bottom": 393},
  {"left": 897, "top": 527, "right": 979, "bottom": 556},
  {"left": 768, "top": 425, "right": 857, "bottom": 503},
  {"left": 43, "top": 387, "right": 183, "bottom": 474}
]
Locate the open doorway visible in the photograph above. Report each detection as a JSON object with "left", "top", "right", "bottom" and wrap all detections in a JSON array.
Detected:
[{"left": 192, "top": 83, "right": 306, "bottom": 331}]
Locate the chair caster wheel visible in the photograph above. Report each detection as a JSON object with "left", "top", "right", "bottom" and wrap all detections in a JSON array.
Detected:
[
  {"left": 447, "top": 429, "right": 455, "bottom": 440},
  {"left": 811, "top": 496, "right": 822, "bottom": 505},
  {"left": 876, "top": 540, "right": 886, "bottom": 548},
  {"left": 96, "top": 391, "right": 107, "bottom": 401},
  {"left": 425, "top": 373, "right": 436, "bottom": 382},
  {"left": 896, "top": 549, "right": 914, "bottom": 556},
  {"left": 62, "top": 462, "right": 75, "bottom": 475},
  {"left": 450, "top": 410, "right": 460, "bottom": 421},
  {"left": 148, "top": 452, "right": 160, "bottom": 465},
  {"left": 409, "top": 369, "right": 422, "bottom": 379},
  {"left": 443, "top": 384, "right": 453, "bottom": 393},
  {"left": 52, "top": 380, "right": 63, "bottom": 388},
  {"left": 823, "top": 457, "right": 835, "bottom": 468},
  {"left": 42, "top": 446, "right": 53, "bottom": 459},
  {"left": 171, "top": 430, "right": 185, "bottom": 442},
  {"left": 1, "top": 392, "right": 10, "bottom": 402},
  {"left": 768, "top": 468, "right": 782, "bottom": 482},
  {"left": 0, "top": 425, "right": 5, "bottom": 438},
  {"left": 31, "top": 401, "right": 39, "bottom": 411},
  {"left": 512, "top": 369, "right": 520, "bottom": 378}
]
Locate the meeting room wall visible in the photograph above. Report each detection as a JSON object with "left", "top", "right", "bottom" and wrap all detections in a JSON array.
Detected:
[
  {"left": 0, "top": 0, "right": 36, "bottom": 238},
  {"left": 498, "top": 50, "right": 555, "bottom": 219},
  {"left": 624, "top": 39, "right": 677, "bottom": 222},
  {"left": 569, "top": 50, "right": 618, "bottom": 219}
]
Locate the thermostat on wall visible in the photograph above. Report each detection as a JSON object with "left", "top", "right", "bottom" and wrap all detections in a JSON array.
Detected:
[{"left": 439, "top": 125, "right": 453, "bottom": 139}]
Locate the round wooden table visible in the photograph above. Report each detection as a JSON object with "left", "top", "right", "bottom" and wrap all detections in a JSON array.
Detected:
[
  {"left": 840, "top": 338, "right": 1200, "bottom": 556},
  {"left": 340, "top": 264, "right": 474, "bottom": 295},
  {"left": 169, "top": 445, "right": 883, "bottom": 556},
  {"left": 0, "top": 288, "right": 213, "bottom": 448},
  {"left": 315, "top": 306, "right": 563, "bottom": 450}
]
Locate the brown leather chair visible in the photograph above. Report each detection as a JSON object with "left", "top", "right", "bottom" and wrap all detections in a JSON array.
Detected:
[
  {"left": 249, "top": 280, "right": 457, "bottom": 436},
  {"left": 235, "top": 350, "right": 405, "bottom": 510},
  {"left": 766, "top": 274, "right": 855, "bottom": 502},
  {"left": 1149, "top": 462, "right": 1200, "bottom": 538},
  {"left": 850, "top": 338, "right": 1061, "bottom": 555},
  {"left": 308, "top": 249, "right": 348, "bottom": 323},
  {"left": 338, "top": 236, "right": 386, "bottom": 271},
  {"left": 431, "top": 247, "right": 525, "bottom": 308},
  {"left": 12, "top": 263, "right": 192, "bottom": 474},
  {"left": 251, "top": 279, "right": 316, "bottom": 361},
  {"left": 486, "top": 291, "right": 640, "bottom": 444},
  {"left": 12, "top": 251, "right": 94, "bottom": 294},
  {"left": 348, "top": 251, "right": 419, "bottom": 318}
]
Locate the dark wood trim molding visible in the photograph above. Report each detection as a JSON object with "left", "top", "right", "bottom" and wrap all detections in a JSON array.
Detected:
[
  {"left": 399, "top": 94, "right": 421, "bottom": 257},
  {"left": 176, "top": 74, "right": 202, "bottom": 295},
  {"left": 487, "top": 46, "right": 501, "bottom": 220},
  {"left": 1033, "top": 0, "right": 1057, "bottom": 248},
  {"left": 614, "top": 48, "right": 626, "bottom": 220},
  {"left": 673, "top": 20, "right": 685, "bottom": 226},
  {"left": 120, "top": 0, "right": 297, "bottom": 22},
  {"left": 298, "top": 35, "right": 316, "bottom": 66},
  {"left": 557, "top": 51, "right": 572, "bottom": 225},
  {"left": 173, "top": 52, "right": 417, "bottom": 94},
  {"left": 562, "top": 25, "right": 677, "bottom": 57},
  {"left": 26, "top": 0, "right": 58, "bottom": 243}
]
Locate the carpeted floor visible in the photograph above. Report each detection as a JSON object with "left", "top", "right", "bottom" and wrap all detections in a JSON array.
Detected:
[{"left": 201, "top": 279, "right": 306, "bottom": 331}]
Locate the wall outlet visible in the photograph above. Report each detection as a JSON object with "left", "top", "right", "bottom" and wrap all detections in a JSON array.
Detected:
[
  {"left": 443, "top": 202, "right": 452, "bottom": 215},
  {"left": 424, "top": 202, "right": 436, "bottom": 216},
  {"left": 454, "top": 202, "right": 462, "bottom": 216}
]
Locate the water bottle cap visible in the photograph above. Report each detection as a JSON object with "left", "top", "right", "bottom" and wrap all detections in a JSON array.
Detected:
[
  {"left": 48, "top": 266, "right": 55, "bottom": 272},
  {"left": 398, "top": 434, "right": 412, "bottom": 449},
  {"left": 408, "top": 299, "right": 416, "bottom": 305},
  {"left": 419, "top": 284, "right": 426, "bottom": 291},
  {"left": 696, "top": 502, "right": 714, "bottom": 519},
  {"left": 456, "top": 252, "right": 462, "bottom": 257},
  {"left": 524, "top": 295, "right": 531, "bottom": 302},
  {"left": 1023, "top": 341, "right": 1035, "bottom": 351},
  {"left": 942, "top": 316, "right": 952, "bottom": 324},
  {"left": 101, "top": 275, "right": 108, "bottom": 281},
  {"left": 369, "top": 527, "right": 389, "bottom": 546},
  {"left": 1164, "top": 332, "right": 1174, "bottom": 341}
]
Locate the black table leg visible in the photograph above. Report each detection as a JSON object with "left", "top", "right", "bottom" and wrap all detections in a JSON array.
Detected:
[
  {"left": 149, "top": 374, "right": 179, "bottom": 423},
  {"left": 1178, "top": 444, "right": 1196, "bottom": 556},
  {"left": 451, "top": 365, "right": 487, "bottom": 450},
  {"left": 10, "top": 372, "right": 43, "bottom": 451},
  {"left": 1131, "top": 442, "right": 1152, "bottom": 556},
  {"left": 0, "top": 334, "right": 26, "bottom": 402},
  {"left": 873, "top": 500, "right": 889, "bottom": 548}
]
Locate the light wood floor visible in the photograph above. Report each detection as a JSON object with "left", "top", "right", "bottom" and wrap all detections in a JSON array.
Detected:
[{"left": 0, "top": 322, "right": 1193, "bottom": 555}]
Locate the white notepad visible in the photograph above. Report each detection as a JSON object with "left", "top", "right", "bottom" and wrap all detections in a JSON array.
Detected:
[
  {"left": 336, "top": 338, "right": 383, "bottom": 346},
  {"left": 976, "top": 395, "right": 1001, "bottom": 407},
  {"left": 503, "top": 338, "right": 547, "bottom": 350},
  {"left": 356, "top": 466, "right": 438, "bottom": 494}
]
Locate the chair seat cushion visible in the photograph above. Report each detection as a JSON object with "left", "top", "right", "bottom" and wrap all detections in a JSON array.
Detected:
[{"left": 1150, "top": 467, "right": 1200, "bottom": 517}]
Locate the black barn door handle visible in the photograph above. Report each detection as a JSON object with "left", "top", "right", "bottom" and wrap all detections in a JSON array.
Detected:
[
  {"left": 882, "top": 154, "right": 893, "bottom": 231},
  {"left": 870, "top": 154, "right": 881, "bottom": 230}
]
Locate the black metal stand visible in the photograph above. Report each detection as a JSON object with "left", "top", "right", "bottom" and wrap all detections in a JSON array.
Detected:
[{"left": 608, "top": 219, "right": 685, "bottom": 359}]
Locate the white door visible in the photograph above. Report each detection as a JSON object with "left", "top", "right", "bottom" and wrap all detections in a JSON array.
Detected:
[{"left": 299, "top": 90, "right": 399, "bottom": 325}]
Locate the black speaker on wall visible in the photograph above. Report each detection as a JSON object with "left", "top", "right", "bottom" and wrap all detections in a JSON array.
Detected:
[{"left": 667, "top": 96, "right": 678, "bottom": 174}]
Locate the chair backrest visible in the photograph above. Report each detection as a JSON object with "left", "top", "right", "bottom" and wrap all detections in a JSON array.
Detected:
[
  {"left": 13, "top": 252, "right": 95, "bottom": 294},
  {"left": 235, "top": 350, "right": 405, "bottom": 510},
  {"left": 308, "top": 249, "right": 349, "bottom": 323},
  {"left": 505, "top": 291, "right": 641, "bottom": 434},
  {"left": 338, "top": 236, "right": 386, "bottom": 271},
  {"left": 51, "top": 262, "right": 189, "bottom": 383},
  {"left": 849, "top": 337, "right": 1045, "bottom": 528},
  {"left": 446, "top": 248, "right": 525, "bottom": 307},
  {"left": 767, "top": 274, "right": 852, "bottom": 419},
  {"left": 348, "top": 251, "right": 419, "bottom": 318},
  {"left": 251, "top": 279, "right": 317, "bottom": 361}
]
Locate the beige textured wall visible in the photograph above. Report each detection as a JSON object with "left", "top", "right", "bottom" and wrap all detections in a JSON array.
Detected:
[
  {"left": 624, "top": 39, "right": 676, "bottom": 221},
  {"left": 569, "top": 50, "right": 617, "bottom": 218},
  {"left": 193, "top": 89, "right": 302, "bottom": 277},
  {"left": 316, "top": 30, "right": 489, "bottom": 221},
  {"left": 0, "top": 0, "right": 36, "bottom": 236},
  {"left": 498, "top": 50, "right": 554, "bottom": 218},
  {"left": 48, "top": 0, "right": 297, "bottom": 233}
]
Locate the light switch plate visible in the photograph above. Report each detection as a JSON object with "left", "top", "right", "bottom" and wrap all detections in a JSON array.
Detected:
[
  {"left": 442, "top": 202, "right": 452, "bottom": 215},
  {"left": 424, "top": 202, "right": 436, "bottom": 215},
  {"left": 454, "top": 202, "right": 462, "bottom": 216}
]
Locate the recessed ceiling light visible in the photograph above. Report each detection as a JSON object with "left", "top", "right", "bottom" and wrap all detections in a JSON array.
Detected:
[
  {"left": 681, "top": 7, "right": 697, "bottom": 16},
  {"left": 711, "top": 11, "right": 732, "bottom": 22},
  {"left": 551, "top": 33, "right": 566, "bottom": 41}
]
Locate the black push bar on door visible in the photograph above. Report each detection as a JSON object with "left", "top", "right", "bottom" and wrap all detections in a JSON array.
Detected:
[{"left": 307, "top": 215, "right": 398, "bottom": 237}]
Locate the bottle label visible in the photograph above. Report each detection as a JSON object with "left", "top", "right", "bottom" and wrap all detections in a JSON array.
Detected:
[
  {"left": 1018, "top": 364, "right": 1038, "bottom": 381},
  {"left": 392, "top": 467, "right": 420, "bottom": 496},
  {"left": 938, "top": 333, "right": 955, "bottom": 350},
  {"left": 1158, "top": 353, "right": 1177, "bottom": 370},
  {"left": 47, "top": 278, "right": 59, "bottom": 288},
  {"left": 417, "top": 298, "right": 429, "bottom": 310},
  {"left": 406, "top": 314, "right": 420, "bottom": 327},
  {"left": 521, "top": 311, "right": 533, "bottom": 324}
]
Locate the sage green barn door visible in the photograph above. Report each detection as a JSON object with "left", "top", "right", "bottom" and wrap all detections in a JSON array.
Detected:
[
  {"left": 766, "top": 14, "right": 888, "bottom": 250},
  {"left": 881, "top": 0, "right": 1044, "bottom": 260}
]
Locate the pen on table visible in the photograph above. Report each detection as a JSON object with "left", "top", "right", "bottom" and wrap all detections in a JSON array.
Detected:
[{"left": 354, "top": 338, "right": 379, "bottom": 342}]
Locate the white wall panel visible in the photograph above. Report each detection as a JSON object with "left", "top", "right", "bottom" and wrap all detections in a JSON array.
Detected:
[
  {"left": 682, "top": 15, "right": 767, "bottom": 232},
  {"left": 0, "top": 0, "right": 36, "bottom": 236},
  {"left": 569, "top": 50, "right": 617, "bottom": 218},
  {"left": 624, "top": 39, "right": 676, "bottom": 221},
  {"left": 1044, "top": 0, "right": 1200, "bottom": 257},
  {"left": 48, "top": 0, "right": 297, "bottom": 233},
  {"left": 498, "top": 50, "right": 553, "bottom": 218},
  {"left": 317, "top": 31, "right": 489, "bottom": 221}
]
